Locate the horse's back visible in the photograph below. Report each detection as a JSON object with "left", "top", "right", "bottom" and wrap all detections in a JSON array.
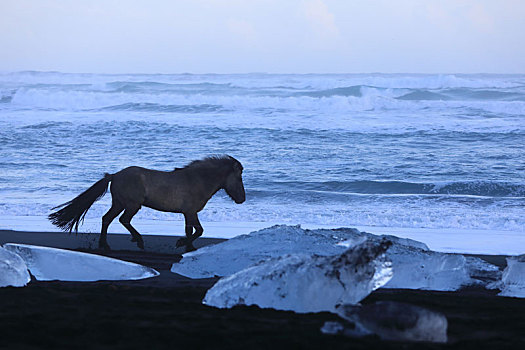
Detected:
[
  {"left": 112, "top": 166, "right": 150, "bottom": 184},
  {"left": 111, "top": 166, "right": 188, "bottom": 211}
]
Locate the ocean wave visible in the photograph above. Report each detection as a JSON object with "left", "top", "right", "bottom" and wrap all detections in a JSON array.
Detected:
[
  {"left": 6, "top": 86, "right": 525, "bottom": 119},
  {"left": 2, "top": 72, "right": 524, "bottom": 89},
  {"left": 257, "top": 180, "right": 525, "bottom": 198},
  {"left": 396, "top": 91, "right": 450, "bottom": 101},
  {"left": 20, "top": 121, "right": 72, "bottom": 129},
  {"left": 321, "top": 74, "right": 525, "bottom": 89},
  {"left": 3, "top": 74, "right": 524, "bottom": 119},
  {"left": 104, "top": 81, "right": 235, "bottom": 94},
  {"left": 298, "top": 85, "right": 364, "bottom": 97},
  {"left": 397, "top": 88, "right": 525, "bottom": 102},
  {"left": 9, "top": 80, "right": 525, "bottom": 100},
  {"left": 96, "top": 102, "right": 226, "bottom": 113},
  {"left": 0, "top": 88, "right": 16, "bottom": 103}
]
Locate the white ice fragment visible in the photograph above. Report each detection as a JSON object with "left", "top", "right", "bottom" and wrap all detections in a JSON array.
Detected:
[
  {"left": 172, "top": 225, "right": 426, "bottom": 278},
  {"left": 385, "top": 244, "right": 469, "bottom": 290},
  {"left": 329, "top": 301, "right": 448, "bottom": 343},
  {"left": 3, "top": 243, "right": 159, "bottom": 282},
  {"left": 203, "top": 239, "right": 393, "bottom": 313},
  {"left": 0, "top": 247, "right": 31, "bottom": 287},
  {"left": 499, "top": 255, "right": 525, "bottom": 298},
  {"left": 384, "top": 245, "right": 501, "bottom": 291}
]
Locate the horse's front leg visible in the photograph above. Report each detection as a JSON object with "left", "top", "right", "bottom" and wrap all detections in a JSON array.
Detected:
[
  {"left": 176, "top": 213, "right": 194, "bottom": 249},
  {"left": 190, "top": 214, "right": 203, "bottom": 241},
  {"left": 176, "top": 213, "right": 202, "bottom": 252},
  {"left": 186, "top": 214, "right": 203, "bottom": 252}
]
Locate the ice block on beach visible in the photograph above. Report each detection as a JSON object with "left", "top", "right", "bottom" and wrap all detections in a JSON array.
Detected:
[
  {"left": 499, "top": 255, "right": 525, "bottom": 298},
  {"left": 383, "top": 244, "right": 501, "bottom": 291},
  {"left": 173, "top": 225, "right": 499, "bottom": 291},
  {"left": 203, "top": 239, "right": 393, "bottom": 313},
  {"left": 3, "top": 243, "right": 159, "bottom": 282},
  {"left": 0, "top": 246, "right": 31, "bottom": 287},
  {"left": 172, "top": 224, "right": 426, "bottom": 278}
]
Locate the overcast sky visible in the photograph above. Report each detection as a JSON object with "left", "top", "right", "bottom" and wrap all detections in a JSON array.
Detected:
[{"left": 1, "top": 0, "right": 524, "bottom": 74}]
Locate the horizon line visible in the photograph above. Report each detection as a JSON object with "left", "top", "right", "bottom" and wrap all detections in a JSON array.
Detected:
[{"left": 2, "top": 70, "right": 525, "bottom": 76}]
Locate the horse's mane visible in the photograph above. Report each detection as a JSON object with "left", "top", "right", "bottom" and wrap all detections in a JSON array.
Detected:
[{"left": 177, "top": 155, "right": 243, "bottom": 172}]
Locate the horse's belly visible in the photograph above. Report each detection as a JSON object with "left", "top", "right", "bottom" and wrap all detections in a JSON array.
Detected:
[{"left": 143, "top": 197, "right": 184, "bottom": 213}]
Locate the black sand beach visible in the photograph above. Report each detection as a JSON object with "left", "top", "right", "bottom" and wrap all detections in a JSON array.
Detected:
[{"left": 1, "top": 230, "right": 524, "bottom": 349}]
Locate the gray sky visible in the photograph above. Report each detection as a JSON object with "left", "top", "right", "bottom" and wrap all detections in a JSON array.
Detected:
[{"left": 1, "top": 0, "right": 524, "bottom": 74}]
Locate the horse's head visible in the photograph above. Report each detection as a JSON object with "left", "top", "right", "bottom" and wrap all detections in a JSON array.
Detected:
[{"left": 224, "top": 157, "right": 245, "bottom": 204}]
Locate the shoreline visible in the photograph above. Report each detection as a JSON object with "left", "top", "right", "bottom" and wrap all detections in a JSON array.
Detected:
[
  {"left": 1, "top": 214, "right": 524, "bottom": 255},
  {"left": 0, "top": 229, "right": 226, "bottom": 254},
  {"left": 0, "top": 226, "right": 520, "bottom": 262},
  {"left": 0, "top": 228, "right": 511, "bottom": 272}
]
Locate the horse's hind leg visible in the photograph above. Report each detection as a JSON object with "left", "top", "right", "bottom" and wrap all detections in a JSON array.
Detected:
[
  {"left": 119, "top": 206, "right": 144, "bottom": 249},
  {"left": 100, "top": 202, "right": 124, "bottom": 250}
]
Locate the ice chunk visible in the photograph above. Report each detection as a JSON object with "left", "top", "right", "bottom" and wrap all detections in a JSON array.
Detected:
[
  {"left": 203, "top": 239, "right": 393, "bottom": 313},
  {"left": 337, "top": 233, "right": 429, "bottom": 251},
  {"left": 383, "top": 244, "right": 500, "bottom": 291},
  {"left": 320, "top": 321, "right": 346, "bottom": 335},
  {"left": 3, "top": 243, "right": 159, "bottom": 282},
  {"left": 322, "top": 301, "right": 447, "bottom": 343},
  {"left": 172, "top": 225, "right": 499, "bottom": 292},
  {"left": 465, "top": 256, "right": 503, "bottom": 288},
  {"left": 0, "top": 247, "right": 31, "bottom": 287},
  {"left": 499, "top": 255, "right": 525, "bottom": 298},
  {"left": 172, "top": 225, "right": 426, "bottom": 278}
]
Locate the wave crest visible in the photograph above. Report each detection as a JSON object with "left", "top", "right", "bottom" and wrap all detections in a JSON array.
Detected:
[{"left": 260, "top": 180, "right": 525, "bottom": 198}]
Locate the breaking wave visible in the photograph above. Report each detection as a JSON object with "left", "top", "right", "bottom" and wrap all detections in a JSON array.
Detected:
[
  {"left": 2, "top": 72, "right": 524, "bottom": 117},
  {"left": 97, "top": 102, "right": 226, "bottom": 113},
  {"left": 257, "top": 180, "right": 525, "bottom": 198}
]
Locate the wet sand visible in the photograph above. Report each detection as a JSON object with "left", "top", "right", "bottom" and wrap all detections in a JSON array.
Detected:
[{"left": 0, "top": 230, "right": 524, "bottom": 349}]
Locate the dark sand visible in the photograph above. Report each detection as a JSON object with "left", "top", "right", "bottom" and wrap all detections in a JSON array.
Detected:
[{"left": 0, "top": 230, "right": 524, "bottom": 349}]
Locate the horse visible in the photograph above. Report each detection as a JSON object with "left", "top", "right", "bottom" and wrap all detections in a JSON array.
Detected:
[{"left": 48, "top": 155, "right": 245, "bottom": 252}]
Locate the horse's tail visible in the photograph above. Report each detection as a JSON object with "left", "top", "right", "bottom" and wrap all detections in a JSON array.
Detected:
[{"left": 48, "top": 173, "right": 113, "bottom": 233}]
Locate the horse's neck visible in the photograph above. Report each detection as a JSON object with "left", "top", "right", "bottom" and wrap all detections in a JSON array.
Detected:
[{"left": 192, "top": 167, "right": 228, "bottom": 196}]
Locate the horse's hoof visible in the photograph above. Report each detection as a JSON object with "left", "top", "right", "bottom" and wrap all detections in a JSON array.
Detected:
[
  {"left": 175, "top": 238, "right": 187, "bottom": 248},
  {"left": 137, "top": 241, "right": 145, "bottom": 250},
  {"left": 99, "top": 243, "right": 111, "bottom": 251},
  {"left": 185, "top": 245, "right": 197, "bottom": 253}
]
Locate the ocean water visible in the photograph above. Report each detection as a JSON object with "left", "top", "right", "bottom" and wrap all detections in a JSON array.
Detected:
[{"left": 0, "top": 72, "right": 524, "bottom": 251}]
